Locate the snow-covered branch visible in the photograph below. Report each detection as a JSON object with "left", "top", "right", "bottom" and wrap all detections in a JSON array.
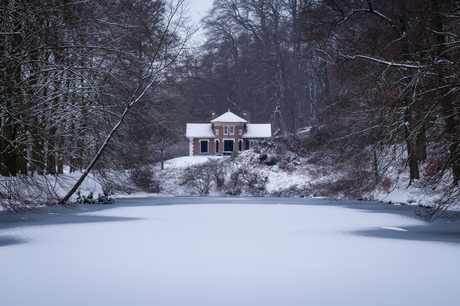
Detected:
[
  {"left": 342, "top": 54, "right": 425, "bottom": 69},
  {"left": 338, "top": 8, "right": 393, "bottom": 26}
]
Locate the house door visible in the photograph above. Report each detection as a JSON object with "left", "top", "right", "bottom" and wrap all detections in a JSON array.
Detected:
[
  {"left": 200, "top": 140, "right": 208, "bottom": 154},
  {"left": 223, "top": 140, "right": 234, "bottom": 154}
]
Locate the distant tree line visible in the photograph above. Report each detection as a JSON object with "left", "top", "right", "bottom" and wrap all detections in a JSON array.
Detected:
[
  {"left": 0, "top": 0, "right": 186, "bottom": 177},
  {"left": 182, "top": 0, "right": 460, "bottom": 219},
  {"left": 179, "top": 0, "right": 330, "bottom": 134},
  {"left": 2, "top": 0, "right": 460, "bottom": 219}
]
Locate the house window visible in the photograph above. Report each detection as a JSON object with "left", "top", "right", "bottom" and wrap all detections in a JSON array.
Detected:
[
  {"left": 230, "top": 126, "right": 234, "bottom": 135},
  {"left": 224, "top": 126, "right": 228, "bottom": 135},
  {"left": 246, "top": 140, "right": 250, "bottom": 150},
  {"left": 200, "top": 140, "right": 208, "bottom": 154},
  {"left": 215, "top": 129, "right": 219, "bottom": 136},
  {"left": 224, "top": 140, "right": 234, "bottom": 152},
  {"left": 239, "top": 129, "right": 243, "bottom": 136},
  {"left": 238, "top": 140, "right": 242, "bottom": 151},
  {"left": 215, "top": 140, "right": 219, "bottom": 153}
]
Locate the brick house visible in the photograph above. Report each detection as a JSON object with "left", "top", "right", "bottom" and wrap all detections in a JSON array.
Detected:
[{"left": 186, "top": 110, "right": 272, "bottom": 156}]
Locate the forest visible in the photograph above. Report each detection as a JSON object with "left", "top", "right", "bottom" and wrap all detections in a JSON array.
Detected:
[{"left": 1, "top": 0, "right": 459, "bottom": 220}]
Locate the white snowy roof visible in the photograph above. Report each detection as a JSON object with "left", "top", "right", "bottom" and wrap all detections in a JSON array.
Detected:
[
  {"left": 186, "top": 123, "right": 215, "bottom": 138},
  {"left": 211, "top": 111, "right": 247, "bottom": 123},
  {"left": 243, "top": 124, "right": 272, "bottom": 138}
]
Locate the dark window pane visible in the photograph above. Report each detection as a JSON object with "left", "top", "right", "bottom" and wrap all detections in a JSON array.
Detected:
[
  {"left": 200, "top": 141, "right": 208, "bottom": 153},
  {"left": 224, "top": 140, "right": 233, "bottom": 152}
]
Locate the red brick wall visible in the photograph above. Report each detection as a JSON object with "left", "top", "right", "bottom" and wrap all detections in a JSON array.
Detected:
[
  {"left": 191, "top": 124, "right": 250, "bottom": 155},
  {"left": 193, "top": 138, "right": 216, "bottom": 155}
]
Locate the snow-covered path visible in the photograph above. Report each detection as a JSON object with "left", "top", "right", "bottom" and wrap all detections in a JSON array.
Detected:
[{"left": 0, "top": 198, "right": 459, "bottom": 306}]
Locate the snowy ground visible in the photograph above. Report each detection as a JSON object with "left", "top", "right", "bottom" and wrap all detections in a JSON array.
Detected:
[
  {"left": 18, "top": 155, "right": 428, "bottom": 207},
  {"left": 162, "top": 155, "right": 223, "bottom": 169},
  {"left": 157, "top": 156, "right": 428, "bottom": 205},
  {"left": 1, "top": 197, "right": 459, "bottom": 306}
]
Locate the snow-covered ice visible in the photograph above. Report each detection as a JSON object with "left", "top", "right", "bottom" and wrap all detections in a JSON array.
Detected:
[
  {"left": 0, "top": 197, "right": 459, "bottom": 306},
  {"left": 381, "top": 226, "right": 408, "bottom": 232}
]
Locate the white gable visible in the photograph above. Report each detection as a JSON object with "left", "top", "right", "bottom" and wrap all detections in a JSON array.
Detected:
[
  {"left": 186, "top": 123, "right": 215, "bottom": 138},
  {"left": 243, "top": 124, "right": 272, "bottom": 138},
  {"left": 211, "top": 111, "right": 247, "bottom": 123}
]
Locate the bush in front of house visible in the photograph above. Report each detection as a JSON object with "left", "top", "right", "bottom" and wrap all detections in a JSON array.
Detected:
[
  {"left": 180, "top": 157, "right": 268, "bottom": 196},
  {"left": 180, "top": 163, "right": 215, "bottom": 196},
  {"left": 226, "top": 162, "right": 268, "bottom": 196}
]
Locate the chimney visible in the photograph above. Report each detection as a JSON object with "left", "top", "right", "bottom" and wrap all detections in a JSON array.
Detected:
[{"left": 242, "top": 111, "right": 250, "bottom": 123}]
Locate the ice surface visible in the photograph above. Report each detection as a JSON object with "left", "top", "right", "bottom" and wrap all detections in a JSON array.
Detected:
[
  {"left": 381, "top": 226, "right": 408, "bottom": 231},
  {"left": 0, "top": 198, "right": 459, "bottom": 306}
]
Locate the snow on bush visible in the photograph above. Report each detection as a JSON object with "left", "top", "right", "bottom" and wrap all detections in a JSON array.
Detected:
[
  {"left": 179, "top": 155, "right": 268, "bottom": 196},
  {"left": 2, "top": 131, "right": 451, "bottom": 213}
]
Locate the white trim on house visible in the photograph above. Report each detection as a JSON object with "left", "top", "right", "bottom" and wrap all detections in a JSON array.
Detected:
[{"left": 189, "top": 138, "right": 194, "bottom": 156}]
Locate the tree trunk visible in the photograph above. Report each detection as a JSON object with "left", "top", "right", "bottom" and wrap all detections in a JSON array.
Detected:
[
  {"left": 404, "top": 105, "right": 420, "bottom": 184},
  {"left": 60, "top": 74, "right": 158, "bottom": 203},
  {"left": 432, "top": 0, "right": 460, "bottom": 184}
]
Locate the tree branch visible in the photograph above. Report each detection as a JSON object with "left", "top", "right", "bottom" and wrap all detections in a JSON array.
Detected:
[{"left": 342, "top": 54, "right": 425, "bottom": 69}]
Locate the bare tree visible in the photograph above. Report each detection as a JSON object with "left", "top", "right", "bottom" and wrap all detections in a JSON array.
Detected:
[
  {"left": 181, "top": 0, "right": 325, "bottom": 133},
  {"left": 0, "top": 0, "right": 194, "bottom": 209},
  {"left": 60, "top": 0, "right": 193, "bottom": 203},
  {"left": 307, "top": 0, "right": 460, "bottom": 219}
]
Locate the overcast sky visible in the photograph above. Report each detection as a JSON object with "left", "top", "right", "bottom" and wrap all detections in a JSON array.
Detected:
[
  {"left": 187, "top": 0, "right": 214, "bottom": 43},
  {"left": 189, "top": 0, "right": 214, "bottom": 24}
]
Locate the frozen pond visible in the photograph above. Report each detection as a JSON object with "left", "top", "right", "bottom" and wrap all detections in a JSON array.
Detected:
[{"left": 1, "top": 197, "right": 459, "bottom": 306}]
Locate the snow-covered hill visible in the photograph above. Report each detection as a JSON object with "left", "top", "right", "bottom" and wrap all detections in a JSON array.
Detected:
[
  {"left": 0, "top": 150, "right": 430, "bottom": 213},
  {"left": 97, "top": 151, "right": 428, "bottom": 207}
]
